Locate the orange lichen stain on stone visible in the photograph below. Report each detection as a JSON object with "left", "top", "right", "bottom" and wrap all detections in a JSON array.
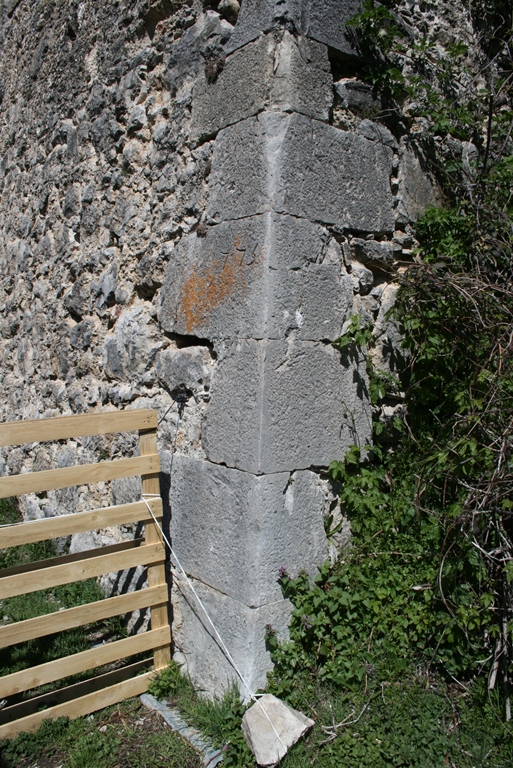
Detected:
[{"left": 178, "top": 237, "right": 261, "bottom": 334}]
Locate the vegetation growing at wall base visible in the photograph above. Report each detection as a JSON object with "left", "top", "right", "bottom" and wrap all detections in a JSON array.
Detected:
[
  {"left": 146, "top": 4, "right": 513, "bottom": 764},
  {"left": 259, "top": 1, "right": 513, "bottom": 765}
]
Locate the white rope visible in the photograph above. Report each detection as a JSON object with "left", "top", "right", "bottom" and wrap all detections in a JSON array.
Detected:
[{"left": 141, "top": 493, "right": 287, "bottom": 757}]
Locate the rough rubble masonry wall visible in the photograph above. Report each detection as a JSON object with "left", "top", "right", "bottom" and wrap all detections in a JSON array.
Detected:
[{"left": 0, "top": 0, "right": 439, "bottom": 695}]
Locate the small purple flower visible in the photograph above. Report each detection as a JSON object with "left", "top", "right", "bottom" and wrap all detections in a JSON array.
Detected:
[
  {"left": 278, "top": 565, "right": 288, "bottom": 579},
  {"left": 301, "top": 614, "right": 313, "bottom": 630},
  {"left": 264, "top": 623, "right": 276, "bottom": 638}
]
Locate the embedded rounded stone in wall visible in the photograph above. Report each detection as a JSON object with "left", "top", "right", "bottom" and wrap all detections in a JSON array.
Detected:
[
  {"left": 102, "top": 306, "right": 167, "bottom": 381},
  {"left": 156, "top": 345, "right": 213, "bottom": 395},
  {"left": 351, "top": 262, "right": 374, "bottom": 295}
]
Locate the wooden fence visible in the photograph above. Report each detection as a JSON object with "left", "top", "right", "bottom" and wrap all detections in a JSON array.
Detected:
[{"left": 0, "top": 409, "right": 171, "bottom": 739}]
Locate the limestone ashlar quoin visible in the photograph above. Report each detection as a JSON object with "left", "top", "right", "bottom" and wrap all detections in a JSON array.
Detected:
[{"left": 163, "top": 2, "right": 386, "bottom": 695}]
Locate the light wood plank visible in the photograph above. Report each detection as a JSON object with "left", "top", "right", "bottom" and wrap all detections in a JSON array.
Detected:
[
  {"left": 140, "top": 429, "right": 171, "bottom": 671},
  {"left": 0, "top": 671, "right": 154, "bottom": 739},
  {"left": 0, "top": 584, "right": 168, "bottom": 649},
  {"left": 0, "top": 626, "right": 170, "bottom": 698},
  {"left": 0, "top": 409, "right": 158, "bottom": 447},
  {"left": 0, "top": 542, "right": 164, "bottom": 600},
  {"left": 0, "top": 454, "right": 160, "bottom": 499},
  {"left": 0, "top": 499, "right": 162, "bottom": 548},
  {"left": 0, "top": 539, "right": 144, "bottom": 579},
  {"left": 0, "top": 660, "right": 151, "bottom": 725}
]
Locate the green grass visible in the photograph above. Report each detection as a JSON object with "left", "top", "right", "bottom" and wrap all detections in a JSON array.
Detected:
[
  {"left": 0, "top": 700, "right": 202, "bottom": 768},
  {"left": 146, "top": 660, "right": 513, "bottom": 767},
  {"left": 0, "top": 497, "right": 130, "bottom": 710}
]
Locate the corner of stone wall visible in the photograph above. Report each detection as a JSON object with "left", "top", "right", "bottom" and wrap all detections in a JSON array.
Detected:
[{"left": 0, "top": 0, "right": 447, "bottom": 699}]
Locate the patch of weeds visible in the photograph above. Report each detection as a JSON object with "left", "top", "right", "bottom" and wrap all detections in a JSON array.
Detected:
[
  {"left": 274, "top": 677, "right": 456, "bottom": 768},
  {"left": 149, "top": 661, "right": 254, "bottom": 766},
  {"left": 0, "top": 498, "right": 21, "bottom": 527},
  {"left": 67, "top": 729, "right": 122, "bottom": 768},
  {"left": 0, "top": 700, "right": 202, "bottom": 768}
]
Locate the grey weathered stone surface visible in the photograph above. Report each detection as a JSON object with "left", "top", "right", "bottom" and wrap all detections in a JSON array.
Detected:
[
  {"left": 371, "top": 282, "right": 405, "bottom": 373},
  {"left": 350, "top": 237, "right": 395, "bottom": 267},
  {"left": 335, "top": 79, "right": 380, "bottom": 112},
  {"left": 207, "top": 113, "right": 395, "bottom": 233},
  {"left": 228, "top": 0, "right": 361, "bottom": 56},
  {"left": 172, "top": 573, "right": 293, "bottom": 698},
  {"left": 169, "top": 456, "right": 329, "bottom": 606},
  {"left": 270, "top": 33, "right": 332, "bottom": 121},
  {"left": 191, "top": 32, "right": 332, "bottom": 142},
  {"left": 202, "top": 339, "right": 371, "bottom": 474},
  {"left": 0, "top": 0, "right": 454, "bottom": 703},
  {"left": 242, "top": 694, "right": 315, "bottom": 766},
  {"left": 156, "top": 345, "right": 214, "bottom": 396},
  {"left": 358, "top": 119, "right": 399, "bottom": 150},
  {"left": 351, "top": 261, "right": 374, "bottom": 295},
  {"left": 102, "top": 306, "right": 166, "bottom": 382},
  {"left": 191, "top": 35, "right": 272, "bottom": 142},
  {"left": 304, "top": 0, "right": 362, "bottom": 53},
  {"left": 158, "top": 213, "right": 352, "bottom": 341},
  {"left": 396, "top": 139, "right": 442, "bottom": 224}
]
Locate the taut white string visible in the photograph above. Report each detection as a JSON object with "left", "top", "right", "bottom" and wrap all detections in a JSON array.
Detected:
[{"left": 141, "top": 493, "right": 287, "bottom": 757}]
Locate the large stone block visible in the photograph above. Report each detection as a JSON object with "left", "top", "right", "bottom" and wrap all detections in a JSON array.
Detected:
[
  {"left": 207, "top": 113, "right": 395, "bottom": 234},
  {"left": 271, "top": 32, "right": 332, "bottom": 120},
  {"left": 396, "top": 139, "right": 442, "bottom": 224},
  {"left": 305, "top": 0, "right": 363, "bottom": 53},
  {"left": 191, "top": 32, "right": 332, "bottom": 143},
  {"left": 228, "top": 0, "right": 362, "bottom": 57},
  {"left": 202, "top": 339, "right": 371, "bottom": 473},
  {"left": 158, "top": 213, "right": 352, "bottom": 341},
  {"left": 172, "top": 575, "right": 293, "bottom": 698},
  {"left": 169, "top": 456, "right": 328, "bottom": 606}
]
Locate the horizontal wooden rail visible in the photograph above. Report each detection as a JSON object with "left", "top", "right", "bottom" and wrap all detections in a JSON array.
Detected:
[
  {"left": 0, "top": 584, "right": 168, "bottom": 649},
  {"left": 0, "top": 626, "right": 170, "bottom": 698},
  {"left": 0, "top": 407, "right": 168, "bottom": 738},
  {"left": 0, "top": 499, "right": 162, "bottom": 548},
  {"left": 0, "top": 671, "right": 154, "bottom": 739},
  {"left": 0, "top": 660, "right": 151, "bottom": 726},
  {"left": 0, "top": 454, "right": 160, "bottom": 498},
  {"left": 0, "top": 539, "right": 145, "bottom": 579},
  {"left": 0, "top": 542, "right": 164, "bottom": 600},
  {"left": 0, "top": 409, "right": 158, "bottom": 447}
]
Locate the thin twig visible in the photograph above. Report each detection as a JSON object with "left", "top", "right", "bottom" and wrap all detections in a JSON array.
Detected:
[{"left": 319, "top": 700, "right": 371, "bottom": 745}]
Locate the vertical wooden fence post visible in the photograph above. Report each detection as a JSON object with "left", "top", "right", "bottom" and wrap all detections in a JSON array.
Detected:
[{"left": 139, "top": 426, "right": 171, "bottom": 671}]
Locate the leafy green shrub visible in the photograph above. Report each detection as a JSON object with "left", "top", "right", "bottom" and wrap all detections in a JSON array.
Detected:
[{"left": 262, "top": 5, "right": 513, "bottom": 765}]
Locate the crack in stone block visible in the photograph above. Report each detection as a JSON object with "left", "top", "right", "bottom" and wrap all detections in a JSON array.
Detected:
[
  {"left": 202, "top": 339, "right": 371, "bottom": 473},
  {"left": 169, "top": 456, "right": 329, "bottom": 606},
  {"left": 207, "top": 112, "right": 395, "bottom": 233}
]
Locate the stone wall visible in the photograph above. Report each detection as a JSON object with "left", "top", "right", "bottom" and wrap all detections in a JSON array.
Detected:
[{"left": 0, "top": 0, "right": 441, "bottom": 696}]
